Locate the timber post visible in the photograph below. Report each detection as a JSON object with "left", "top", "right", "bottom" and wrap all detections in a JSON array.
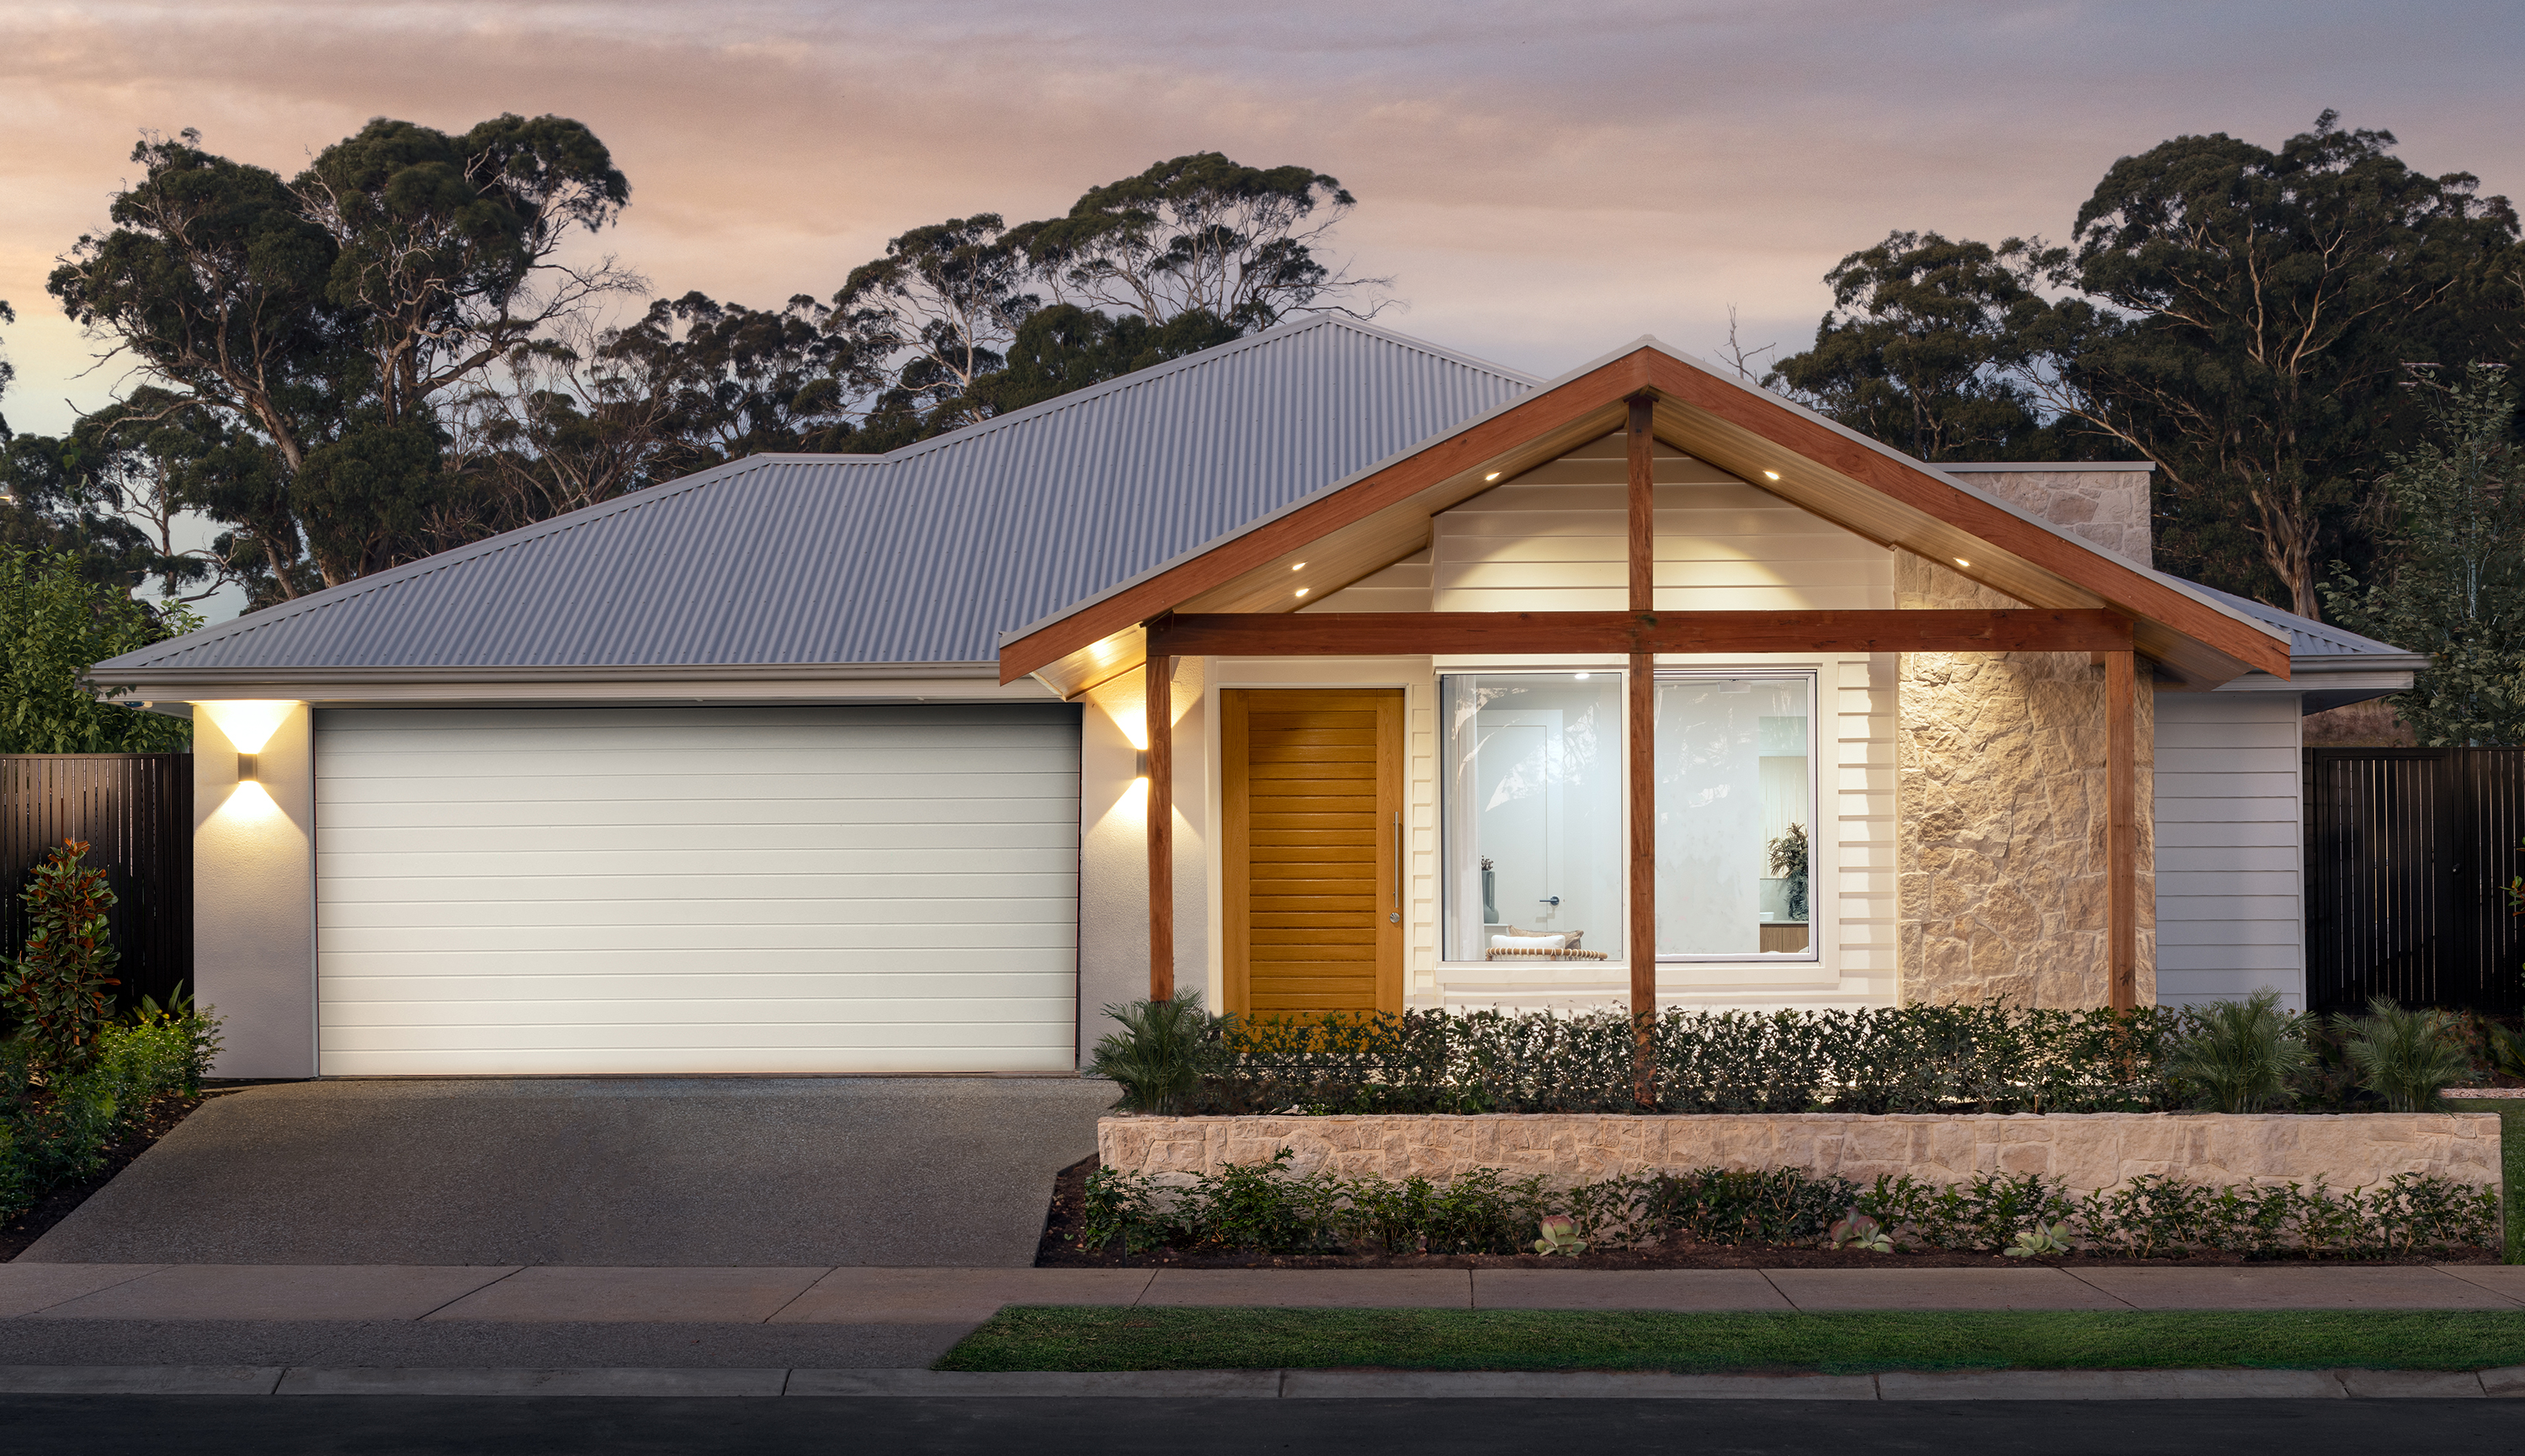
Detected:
[
  {"left": 1146, "top": 649, "right": 1174, "bottom": 1002},
  {"left": 1626, "top": 394, "right": 1658, "bottom": 1100},
  {"left": 2106, "top": 647, "right": 2137, "bottom": 1012}
]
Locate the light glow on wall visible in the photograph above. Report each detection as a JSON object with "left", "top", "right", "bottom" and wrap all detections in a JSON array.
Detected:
[{"left": 198, "top": 700, "right": 297, "bottom": 754}]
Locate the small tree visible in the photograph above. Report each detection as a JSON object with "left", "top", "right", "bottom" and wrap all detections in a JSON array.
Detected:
[
  {"left": 0, "top": 546, "right": 195, "bottom": 752},
  {"left": 3, "top": 840, "right": 121, "bottom": 1072},
  {"left": 2323, "top": 364, "right": 2525, "bottom": 746}
]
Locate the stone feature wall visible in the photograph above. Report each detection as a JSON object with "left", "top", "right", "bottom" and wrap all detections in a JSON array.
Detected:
[
  {"left": 1098, "top": 1113, "right": 2502, "bottom": 1198},
  {"left": 1955, "top": 468, "right": 2154, "bottom": 569},
  {"left": 1897, "top": 554, "right": 2155, "bottom": 1007}
]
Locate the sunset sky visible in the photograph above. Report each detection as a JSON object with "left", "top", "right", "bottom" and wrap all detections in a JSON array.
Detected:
[{"left": 3, "top": 0, "right": 2518, "bottom": 444}]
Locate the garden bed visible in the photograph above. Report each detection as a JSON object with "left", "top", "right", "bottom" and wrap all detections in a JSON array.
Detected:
[
  {"left": 1032, "top": 1156, "right": 2499, "bottom": 1269},
  {"left": 0, "top": 1085, "right": 205, "bottom": 1262}
]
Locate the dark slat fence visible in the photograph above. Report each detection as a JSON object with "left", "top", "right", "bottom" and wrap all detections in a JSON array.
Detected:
[
  {"left": 2304, "top": 747, "right": 2525, "bottom": 1016},
  {"left": 1, "top": 755, "right": 193, "bottom": 1012}
]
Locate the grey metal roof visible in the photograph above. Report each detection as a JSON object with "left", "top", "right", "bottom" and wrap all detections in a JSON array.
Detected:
[
  {"left": 94, "top": 317, "right": 1538, "bottom": 678},
  {"left": 2186, "top": 583, "right": 2428, "bottom": 665}
]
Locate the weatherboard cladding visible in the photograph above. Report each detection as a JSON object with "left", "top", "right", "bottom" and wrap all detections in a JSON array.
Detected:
[{"left": 98, "top": 318, "right": 1536, "bottom": 675}]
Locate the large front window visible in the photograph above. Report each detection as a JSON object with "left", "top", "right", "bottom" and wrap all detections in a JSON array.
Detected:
[
  {"left": 1655, "top": 672, "right": 1815, "bottom": 958},
  {"left": 1439, "top": 669, "right": 1818, "bottom": 964},
  {"left": 1441, "top": 673, "right": 1624, "bottom": 961}
]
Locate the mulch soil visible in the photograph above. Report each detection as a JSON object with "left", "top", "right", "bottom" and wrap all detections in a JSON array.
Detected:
[
  {"left": 0, "top": 1090, "right": 205, "bottom": 1262},
  {"left": 1031, "top": 1155, "right": 2500, "bottom": 1270}
]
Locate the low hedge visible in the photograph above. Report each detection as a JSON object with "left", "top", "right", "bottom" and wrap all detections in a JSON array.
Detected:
[
  {"left": 1107, "top": 1002, "right": 2499, "bottom": 1115},
  {"left": 0, "top": 1012, "right": 221, "bottom": 1222},
  {"left": 1080, "top": 1154, "right": 2501, "bottom": 1260}
]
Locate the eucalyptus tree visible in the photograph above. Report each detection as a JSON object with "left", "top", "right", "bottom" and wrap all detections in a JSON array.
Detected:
[
  {"left": 2322, "top": 364, "right": 2525, "bottom": 745},
  {"left": 1011, "top": 152, "right": 1384, "bottom": 329}
]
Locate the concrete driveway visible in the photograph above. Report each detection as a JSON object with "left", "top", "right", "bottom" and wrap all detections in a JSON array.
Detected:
[{"left": 20, "top": 1076, "right": 1114, "bottom": 1267}]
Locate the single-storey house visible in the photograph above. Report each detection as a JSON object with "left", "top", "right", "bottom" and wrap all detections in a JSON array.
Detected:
[{"left": 92, "top": 319, "right": 2423, "bottom": 1080}]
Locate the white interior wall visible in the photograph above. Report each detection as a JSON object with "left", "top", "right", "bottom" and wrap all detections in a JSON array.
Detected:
[{"left": 2153, "top": 692, "right": 2307, "bottom": 1008}]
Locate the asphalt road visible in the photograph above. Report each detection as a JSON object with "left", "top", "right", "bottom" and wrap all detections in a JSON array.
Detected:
[{"left": 8, "top": 1397, "right": 2525, "bottom": 1456}]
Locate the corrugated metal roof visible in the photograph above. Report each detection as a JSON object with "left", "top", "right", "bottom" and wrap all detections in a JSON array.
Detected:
[
  {"left": 97, "top": 317, "right": 1539, "bottom": 676},
  {"left": 2187, "top": 582, "right": 2426, "bottom": 663}
]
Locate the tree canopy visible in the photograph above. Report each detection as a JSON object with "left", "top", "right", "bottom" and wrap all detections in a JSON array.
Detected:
[
  {"left": 0, "top": 546, "right": 194, "bottom": 752},
  {"left": 27, "top": 132, "right": 1379, "bottom": 609},
  {"left": 2322, "top": 364, "right": 2525, "bottom": 745},
  {"left": 1770, "top": 113, "right": 2525, "bottom": 619}
]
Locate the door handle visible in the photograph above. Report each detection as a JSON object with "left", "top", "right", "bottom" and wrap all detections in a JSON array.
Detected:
[
  {"left": 1540, "top": 895, "right": 1561, "bottom": 907},
  {"left": 1391, "top": 812, "right": 1402, "bottom": 924}
]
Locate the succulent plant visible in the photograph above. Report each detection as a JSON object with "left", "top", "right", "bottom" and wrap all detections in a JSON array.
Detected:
[
  {"left": 1532, "top": 1214, "right": 1588, "bottom": 1257},
  {"left": 1826, "top": 1208, "right": 1894, "bottom": 1253}
]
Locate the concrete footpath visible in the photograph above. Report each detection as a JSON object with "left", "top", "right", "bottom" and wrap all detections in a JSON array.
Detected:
[
  {"left": 3, "top": 1262, "right": 2520, "bottom": 1382},
  {"left": 8, "top": 1262, "right": 2525, "bottom": 1323}
]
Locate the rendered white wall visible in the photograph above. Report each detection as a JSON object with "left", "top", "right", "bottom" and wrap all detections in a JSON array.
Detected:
[
  {"left": 2153, "top": 692, "right": 2306, "bottom": 1008},
  {"left": 1076, "top": 660, "right": 1207, "bottom": 1059},
  {"left": 191, "top": 701, "right": 317, "bottom": 1079}
]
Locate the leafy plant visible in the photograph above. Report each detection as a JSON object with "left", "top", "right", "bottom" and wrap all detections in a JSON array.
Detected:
[
  {"left": 2337, "top": 997, "right": 2474, "bottom": 1112},
  {"left": 1826, "top": 1209, "right": 1894, "bottom": 1253},
  {"left": 1086, "top": 994, "right": 1220, "bottom": 1113},
  {"left": 0, "top": 1008, "right": 218, "bottom": 1221},
  {"left": 2004, "top": 1220, "right": 2076, "bottom": 1258},
  {"left": 1767, "top": 823, "right": 1810, "bottom": 922},
  {"left": 2, "top": 839, "right": 122, "bottom": 1072},
  {"left": 1532, "top": 1214, "right": 1587, "bottom": 1257},
  {"left": 2163, "top": 989, "right": 2311, "bottom": 1112},
  {"left": 2482, "top": 1021, "right": 2525, "bottom": 1084}
]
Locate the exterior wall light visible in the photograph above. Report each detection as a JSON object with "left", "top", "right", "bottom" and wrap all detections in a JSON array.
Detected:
[
  {"left": 237, "top": 753, "right": 260, "bottom": 783},
  {"left": 1134, "top": 750, "right": 1150, "bottom": 780}
]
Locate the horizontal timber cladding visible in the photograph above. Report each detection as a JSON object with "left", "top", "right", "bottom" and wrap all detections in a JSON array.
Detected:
[
  {"left": 0, "top": 754, "right": 193, "bottom": 1012},
  {"left": 312, "top": 705, "right": 1082, "bottom": 1074},
  {"left": 2153, "top": 695, "right": 2304, "bottom": 1007}
]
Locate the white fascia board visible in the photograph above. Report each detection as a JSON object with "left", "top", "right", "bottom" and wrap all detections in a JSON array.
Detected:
[{"left": 2212, "top": 667, "right": 2417, "bottom": 695}]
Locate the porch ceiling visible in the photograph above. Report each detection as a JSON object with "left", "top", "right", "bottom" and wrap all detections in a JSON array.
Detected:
[{"left": 1002, "top": 342, "right": 2291, "bottom": 699}]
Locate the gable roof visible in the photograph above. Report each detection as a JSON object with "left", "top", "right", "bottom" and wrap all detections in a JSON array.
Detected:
[
  {"left": 997, "top": 336, "right": 2294, "bottom": 693},
  {"left": 2187, "top": 584, "right": 2427, "bottom": 666},
  {"left": 92, "top": 316, "right": 1537, "bottom": 689}
]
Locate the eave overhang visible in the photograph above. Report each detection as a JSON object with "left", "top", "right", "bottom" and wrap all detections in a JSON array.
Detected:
[{"left": 998, "top": 342, "right": 2292, "bottom": 697}]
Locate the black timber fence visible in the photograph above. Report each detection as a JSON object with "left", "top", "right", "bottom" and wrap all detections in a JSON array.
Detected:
[
  {"left": 2304, "top": 747, "right": 2525, "bottom": 1016},
  {"left": 1, "top": 754, "right": 193, "bottom": 1012}
]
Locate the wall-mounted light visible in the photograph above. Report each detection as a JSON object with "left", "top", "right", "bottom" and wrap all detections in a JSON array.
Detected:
[
  {"left": 1134, "top": 750, "right": 1150, "bottom": 780},
  {"left": 237, "top": 753, "right": 259, "bottom": 783}
]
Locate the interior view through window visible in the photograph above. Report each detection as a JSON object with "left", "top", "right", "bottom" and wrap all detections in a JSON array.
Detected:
[
  {"left": 1441, "top": 673, "right": 1624, "bottom": 963},
  {"left": 1654, "top": 673, "right": 1815, "bottom": 958},
  {"left": 1441, "top": 670, "right": 1816, "bottom": 964}
]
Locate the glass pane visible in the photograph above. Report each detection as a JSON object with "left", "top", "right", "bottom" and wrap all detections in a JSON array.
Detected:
[
  {"left": 1442, "top": 673, "right": 1624, "bottom": 962},
  {"left": 1654, "top": 674, "right": 1814, "bottom": 957}
]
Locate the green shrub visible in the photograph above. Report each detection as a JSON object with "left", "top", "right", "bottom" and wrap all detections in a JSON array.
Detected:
[
  {"left": 1085, "top": 994, "right": 1222, "bottom": 1113},
  {"left": 2, "top": 839, "right": 122, "bottom": 1072},
  {"left": 2165, "top": 990, "right": 2311, "bottom": 1112},
  {"left": 1074, "top": 1156, "right": 2501, "bottom": 1261},
  {"left": 0, "top": 1008, "right": 221, "bottom": 1223},
  {"left": 2337, "top": 997, "right": 2474, "bottom": 1112}
]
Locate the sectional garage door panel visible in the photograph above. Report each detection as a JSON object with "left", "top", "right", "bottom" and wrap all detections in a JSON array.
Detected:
[{"left": 314, "top": 705, "right": 1081, "bottom": 1075}]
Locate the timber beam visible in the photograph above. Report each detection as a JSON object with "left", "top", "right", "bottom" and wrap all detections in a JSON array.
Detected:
[{"left": 1146, "top": 608, "right": 2135, "bottom": 660}]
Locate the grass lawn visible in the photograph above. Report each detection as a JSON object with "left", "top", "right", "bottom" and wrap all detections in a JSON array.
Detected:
[{"left": 937, "top": 1306, "right": 2525, "bottom": 1375}]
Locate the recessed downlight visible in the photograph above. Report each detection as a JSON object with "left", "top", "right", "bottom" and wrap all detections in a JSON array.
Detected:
[
  {"left": 1295, "top": 587, "right": 1310, "bottom": 598},
  {"left": 1291, "top": 562, "right": 1306, "bottom": 571},
  {"left": 1954, "top": 557, "right": 1971, "bottom": 568},
  {"left": 1762, "top": 470, "right": 1781, "bottom": 481},
  {"left": 1484, "top": 471, "right": 1502, "bottom": 481}
]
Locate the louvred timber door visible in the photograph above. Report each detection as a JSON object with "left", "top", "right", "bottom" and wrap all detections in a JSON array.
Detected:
[{"left": 1222, "top": 688, "right": 1406, "bottom": 1017}]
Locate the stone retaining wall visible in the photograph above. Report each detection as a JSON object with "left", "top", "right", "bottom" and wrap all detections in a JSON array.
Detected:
[{"left": 1097, "top": 1113, "right": 2502, "bottom": 1197}]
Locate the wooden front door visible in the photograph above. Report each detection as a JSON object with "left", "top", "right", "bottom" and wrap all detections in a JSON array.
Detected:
[{"left": 1221, "top": 688, "right": 1406, "bottom": 1018}]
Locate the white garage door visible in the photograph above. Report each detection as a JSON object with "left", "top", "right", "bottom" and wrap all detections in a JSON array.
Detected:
[{"left": 314, "top": 705, "right": 1081, "bottom": 1075}]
